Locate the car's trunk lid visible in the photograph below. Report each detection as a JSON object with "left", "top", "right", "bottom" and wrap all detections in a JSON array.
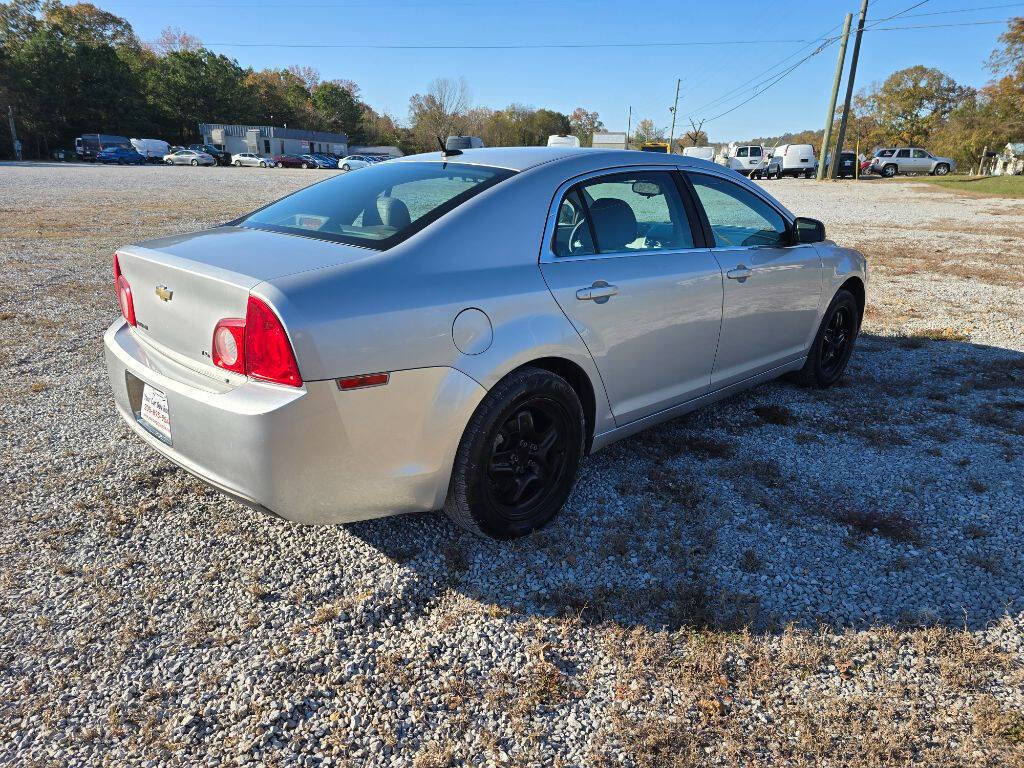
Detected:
[{"left": 116, "top": 225, "right": 376, "bottom": 373}]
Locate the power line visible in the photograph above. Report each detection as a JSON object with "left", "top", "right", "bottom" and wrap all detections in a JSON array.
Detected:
[
  {"left": 881, "top": 1, "right": 1024, "bottom": 17},
  {"left": 195, "top": 38, "right": 812, "bottom": 50},
  {"left": 867, "top": 18, "right": 1017, "bottom": 30}
]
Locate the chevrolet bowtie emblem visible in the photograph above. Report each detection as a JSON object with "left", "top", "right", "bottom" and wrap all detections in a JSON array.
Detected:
[{"left": 155, "top": 285, "right": 173, "bottom": 302}]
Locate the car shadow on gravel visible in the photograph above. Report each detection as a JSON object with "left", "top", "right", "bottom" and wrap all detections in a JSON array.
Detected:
[{"left": 347, "top": 333, "right": 1024, "bottom": 634}]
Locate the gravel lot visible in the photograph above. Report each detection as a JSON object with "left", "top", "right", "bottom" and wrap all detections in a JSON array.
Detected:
[{"left": 1, "top": 163, "right": 1023, "bottom": 767}]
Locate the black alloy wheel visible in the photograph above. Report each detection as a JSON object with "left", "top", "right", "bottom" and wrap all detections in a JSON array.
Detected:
[
  {"left": 445, "top": 367, "right": 585, "bottom": 539},
  {"left": 485, "top": 398, "right": 570, "bottom": 519},
  {"left": 820, "top": 305, "right": 853, "bottom": 378},
  {"left": 795, "top": 289, "right": 860, "bottom": 388}
]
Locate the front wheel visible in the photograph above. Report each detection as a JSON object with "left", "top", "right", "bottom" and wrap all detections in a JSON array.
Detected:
[
  {"left": 444, "top": 367, "right": 585, "bottom": 539},
  {"left": 233, "top": 159, "right": 241, "bottom": 166},
  {"left": 191, "top": 159, "right": 198, "bottom": 166},
  {"left": 260, "top": 161, "right": 267, "bottom": 168},
  {"left": 275, "top": 162, "right": 283, "bottom": 168},
  {"left": 796, "top": 289, "right": 860, "bottom": 388},
  {"left": 342, "top": 163, "right": 350, "bottom": 171},
  {"left": 881, "top": 164, "right": 897, "bottom": 178},
  {"left": 301, "top": 163, "right": 309, "bottom": 169},
  {"left": 933, "top": 163, "right": 950, "bottom": 176},
  {"left": 165, "top": 159, "right": 173, "bottom": 165}
]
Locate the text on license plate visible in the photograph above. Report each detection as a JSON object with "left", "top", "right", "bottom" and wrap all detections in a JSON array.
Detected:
[{"left": 140, "top": 384, "right": 171, "bottom": 444}]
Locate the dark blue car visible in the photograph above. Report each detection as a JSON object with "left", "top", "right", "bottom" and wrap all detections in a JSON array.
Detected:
[{"left": 96, "top": 146, "right": 146, "bottom": 165}]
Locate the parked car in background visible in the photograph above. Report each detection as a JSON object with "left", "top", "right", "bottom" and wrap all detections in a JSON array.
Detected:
[
  {"left": 189, "top": 144, "right": 231, "bottom": 166},
  {"left": 682, "top": 146, "right": 716, "bottom": 163},
  {"left": 312, "top": 153, "right": 340, "bottom": 168},
  {"left": 231, "top": 152, "right": 270, "bottom": 168},
  {"left": 721, "top": 143, "right": 767, "bottom": 176},
  {"left": 75, "top": 133, "right": 132, "bottom": 162},
  {"left": 131, "top": 138, "right": 170, "bottom": 163},
  {"left": 97, "top": 145, "right": 146, "bottom": 165},
  {"left": 103, "top": 147, "right": 865, "bottom": 540},
  {"left": 338, "top": 155, "right": 371, "bottom": 171},
  {"left": 273, "top": 154, "right": 306, "bottom": 169},
  {"left": 164, "top": 149, "right": 215, "bottom": 166},
  {"left": 765, "top": 144, "right": 817, "bottom": 178},
  {"left": 298, "top": 154, "right": 330, "bottom": 169},
  {"left": 446, "top": 135, "right": 485, "bottom": 151},
  {"left": 868, "top": 147, "right": 955, "bottom": 177},
  {"left": 826, "top": 151, "right": 858, "bottom": 178}
]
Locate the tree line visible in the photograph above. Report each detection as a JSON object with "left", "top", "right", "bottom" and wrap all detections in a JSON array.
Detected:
[
  {"left": 0, "top": 2, "right": 606, "bottom": 158},
  {"left": 2, "top": 2, "right": 1021, "bottom": 167}
]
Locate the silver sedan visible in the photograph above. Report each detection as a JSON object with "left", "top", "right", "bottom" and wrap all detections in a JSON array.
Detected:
[
  {"left": 104, "top": 148, "right": 867, "bottom": 539},
  {"left": 163, "top": 149, "right": 215, "bottom": 166}
]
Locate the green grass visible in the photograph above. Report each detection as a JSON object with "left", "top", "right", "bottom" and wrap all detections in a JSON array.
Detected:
[{"left": 908, "top": 174, "right": 1024, "bottom": 199}]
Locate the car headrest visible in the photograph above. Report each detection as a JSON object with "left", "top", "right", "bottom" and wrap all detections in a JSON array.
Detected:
[
  {"left": 589, "top": 198, "right": 636, "bottom": 252},
  {"left": 377, "top": 197, "right": 411, "bottom": 230}
]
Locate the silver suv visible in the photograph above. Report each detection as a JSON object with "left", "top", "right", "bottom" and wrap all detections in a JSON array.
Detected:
[{"left": 869, "top": 147, "right": 955, "bottom": 177}]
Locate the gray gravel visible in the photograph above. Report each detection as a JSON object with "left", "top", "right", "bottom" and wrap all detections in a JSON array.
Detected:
[{"left": 1, "top": 163, "right": 1023, "bottom": 766}]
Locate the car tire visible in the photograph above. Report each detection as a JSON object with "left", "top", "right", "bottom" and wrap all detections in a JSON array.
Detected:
[
  {"left": 301, "top": 163, "right": 309, "bottom": 169},
  {"left": 342, "top": 163, "right": 350, "bottom": 171},
  {"left": 190, "top": 159, "right": 198, "bottom": 166},
  {"left": 933, "top": 163, "right": 950, "bottom": 176},
  {"left": 444, "top": 367, "right": 585, "bottom": 540},
  {"left": 260, "top": 161, "right": 267, "bottom": 168},
  {"left": 794, "top": 289, "right": 860, "bottom": 388},
  {"left": 882, "top": 164, "right": 897, "bottom": 178},
  {"left": 233, "top": 160, "right": 241, "bottom": 166},
  {"left": 165, "top": 159, "right": 173, "bottom": 165},
  {"left": 276, "top": 162, "right": 283, "bottom": 168}
]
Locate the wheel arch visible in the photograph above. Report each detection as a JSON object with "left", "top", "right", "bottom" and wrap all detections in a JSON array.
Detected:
[
  {"left": 500, "top": 356, "right": 598, "bottom": 454},
  {"left": 838, "top": 275, "right": 865, "bottom": 324}
]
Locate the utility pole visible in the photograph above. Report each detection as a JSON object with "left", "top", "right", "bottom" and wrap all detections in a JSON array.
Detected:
[
  {"left": 668, "top": 78, "right": 681, "bottom": 154},
  {"left": 830, "top": 0, "right": 868, "bottom": 179},
  {"left": 817, "top": 13, "right": 852, "bottom": 181},
  {"left": 7, "top": 106, "right": 21, "bottom": 161},
  {"left": 626, "top": 105, "right": 632, "bottom": 149}
]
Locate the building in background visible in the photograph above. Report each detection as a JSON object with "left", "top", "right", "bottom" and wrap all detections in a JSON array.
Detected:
[
  {"left": 591, "top": 131, "right": 628, "bottom": 150},
  {"left": 198, "top": 123, "right": 348, "bottom": 157},
  {"left": 991, "top": 142, "right": 1024, "bottom": 176}
]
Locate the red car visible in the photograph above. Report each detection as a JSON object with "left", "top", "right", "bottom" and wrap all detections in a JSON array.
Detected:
[{"left": 272, "top": 154, "right": 306, "bottom": 169}]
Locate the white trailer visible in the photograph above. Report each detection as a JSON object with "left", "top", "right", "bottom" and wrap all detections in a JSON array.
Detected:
[
  {"left": 131, "top": 138, "right": 170, "bottom": 163},
  {"left": 591, "top": 131, "right": 628, "bottom": 150}
]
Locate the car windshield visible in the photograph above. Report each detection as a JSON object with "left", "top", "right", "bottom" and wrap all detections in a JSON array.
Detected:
[{"left": 239, "top": 161, "right": 515, "bottom": 250}]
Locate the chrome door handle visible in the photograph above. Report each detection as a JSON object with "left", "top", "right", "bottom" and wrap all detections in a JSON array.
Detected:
[
  {"left": 576, "top": 282, "right": 618, "bottom": 302},
  {"left": 726, "top": 266, "right": 752, "bottom": 281}
]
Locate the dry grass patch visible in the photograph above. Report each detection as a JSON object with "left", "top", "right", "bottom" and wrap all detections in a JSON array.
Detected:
[
  {"left": 835, "top": 508, "right": 921, "bottom": 545},
  {"left": 752, "top": 405, "right": 797, "bottom": 425}
]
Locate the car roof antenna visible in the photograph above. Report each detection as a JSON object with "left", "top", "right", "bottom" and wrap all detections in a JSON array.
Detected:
[{"left": 438, "top": 136, "right": 462, "bottom": 158}]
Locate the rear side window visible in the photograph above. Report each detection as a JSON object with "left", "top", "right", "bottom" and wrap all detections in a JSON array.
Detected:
[
  {"left": 688, "top": 173, "right": 788, "bottom": 248},
  {"left": 553, "top": 171, "right": 694, "bottom": 257},
  {"left": 896, "top": 149, "right": 911, "bottom": 158},
  {"left": 240, "top": 161, "right": 514, "bottom": 250},
  {"left": 736, "top": 146, "right": 749, "bottom": 157},
  {"left": 878, "top": 149, "right": 895, "bottom": 157},
  {"left": 749, "top": 146, "right": 762, "bottom": 157}
]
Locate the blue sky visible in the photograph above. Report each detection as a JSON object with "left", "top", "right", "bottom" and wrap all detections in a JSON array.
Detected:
[{"left": 104, "top": 0, "right": 1018, "bottom": 140}]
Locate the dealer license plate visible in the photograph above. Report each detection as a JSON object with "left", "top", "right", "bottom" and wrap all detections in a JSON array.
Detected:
[{"left": 140, "top": 384, "right": 171, "bottom": 444}]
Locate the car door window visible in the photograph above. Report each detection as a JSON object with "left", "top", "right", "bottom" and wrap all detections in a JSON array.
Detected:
[
  {"left": 896, "top": 149, "right": 911, "bottom": 158},
  {"left": 736, "top": 146, "right": 749, "bottom": 158},
  {"left": 689, "top": 173, "right": 788, "bottom": 248},
  {"left": 573, "top": 171, "right": 694, "bottom": 254},
  {"left": 749, "top": 146, "right": 762, "bottom": 157},
  {"left": 912, "top": 149, "right": 927, "bottom": 158},
  {"left": 552, "top": 188, "right": 596, "bottom": 257}
]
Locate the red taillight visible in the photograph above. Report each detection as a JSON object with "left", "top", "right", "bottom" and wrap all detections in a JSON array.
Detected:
[
  {"left": 212, "top": 318, "right": 245, "bottom": 374},
  {"left": 211, "top": 296, "right": 302, "bottom": 387},
  {"left": 113, "top": 253, "right": 136, "bottom": 327},
  {"left": 245, "top": 296, "right": 302, "bottom": 387}
]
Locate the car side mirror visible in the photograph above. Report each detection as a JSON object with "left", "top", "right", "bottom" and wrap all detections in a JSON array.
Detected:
[{"left": 794, "top": 217, "right": 825, "bottom": 244}]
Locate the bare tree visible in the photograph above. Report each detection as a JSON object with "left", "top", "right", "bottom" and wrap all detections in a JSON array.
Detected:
[
  {"left": 153, "top": 26, "right": 201, "bottom": 54},
  {"left": 683, "top": 118, "right": 708, "bottom": 147},
  {"left": 408, "top": 77, "right": 471, "bottom": 149}
]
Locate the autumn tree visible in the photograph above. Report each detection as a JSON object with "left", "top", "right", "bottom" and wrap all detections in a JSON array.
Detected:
[
  {"left": 408, "top": 77, "right": 471, "bottom": 151},
  {"left": 568, "top": 107, "right": 603, "bottom": 146}
]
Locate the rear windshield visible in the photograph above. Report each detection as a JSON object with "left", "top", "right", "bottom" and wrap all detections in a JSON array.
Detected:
[{"left": 239, "top": 161, "right": 514, "bottom": 249}]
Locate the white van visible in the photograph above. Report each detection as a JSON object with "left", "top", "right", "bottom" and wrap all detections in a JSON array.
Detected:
[
  {"left": 131, "top": 138, "right": 170, "bottom": 163},
  {"left": 720, "top": 143, "right": 767, "bottom": 176},
  {"left": 682, "top": 146, "right": 715, "bottom": 163},
  {"left": 547, "top": 134, "right": 580, "bottom": 148},
  {"left": 765, "top": 143, "right": 817, "bottom": 178}
]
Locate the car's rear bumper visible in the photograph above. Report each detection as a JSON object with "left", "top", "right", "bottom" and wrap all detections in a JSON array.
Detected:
[{"left": 104, "top": 319, "right": 486, "bottom": 524}]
